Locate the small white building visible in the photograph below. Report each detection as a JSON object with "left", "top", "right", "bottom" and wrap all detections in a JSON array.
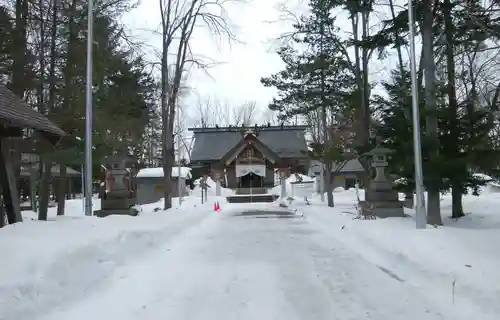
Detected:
[{"left": 135, "top": 167, "right": 192, "bottom": 205}]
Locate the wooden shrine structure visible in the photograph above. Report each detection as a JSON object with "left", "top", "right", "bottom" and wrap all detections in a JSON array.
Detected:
[
  {"left": 0, "top": 84, "right": 65, "bottom": 226},
  {"left": 189, "top": 125, "right": 309, "bottom": 194}
]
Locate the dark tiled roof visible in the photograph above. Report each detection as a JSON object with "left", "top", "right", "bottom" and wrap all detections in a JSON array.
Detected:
[
  {"left": 0, "top": 85, "right": 65, "bottom": 136},
  {"left": 310, "top": 159, "right": 365, "bottom": 173},
  {"left": 190, "top": 127, "right": 309, "bottom": 162}
]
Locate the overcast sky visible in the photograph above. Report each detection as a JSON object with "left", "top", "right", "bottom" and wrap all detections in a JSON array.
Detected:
[
  {"left": 122, "top": 0, "right": 298, "bottom": 123},
  {"left": 122, "top": 0, "right": 408, "bottom": 127}
]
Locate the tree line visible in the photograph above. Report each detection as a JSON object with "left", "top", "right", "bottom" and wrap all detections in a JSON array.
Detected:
[
  {"left": 261, "top": 0, "right": 500, "bottom": 224},
  {"left": 0, "top": 0, "right": 160, "bottom": 219},
  {"left": 0, "top": 0, "right": 242, "bottom": 218}
]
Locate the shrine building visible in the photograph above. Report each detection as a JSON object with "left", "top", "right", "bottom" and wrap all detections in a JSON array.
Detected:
[{"left": 188, "top": 125, "right": 309, "bottom": 194}]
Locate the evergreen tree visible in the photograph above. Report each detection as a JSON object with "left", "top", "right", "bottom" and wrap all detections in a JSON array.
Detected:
[
  {"left": 0, "top": 0, "right": 159, "bottom": 218},
  {"left": 261, "top": 0, "right": 356, "bottom": 206}
]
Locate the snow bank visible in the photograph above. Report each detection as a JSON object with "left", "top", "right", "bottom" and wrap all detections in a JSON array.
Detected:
[
  {"left": 293, "top": 190, "right": 500, "bottom": 318},
  {"left": 0, "top": 197, "right": 214, "bottom": 320},
  {"left": 136, "top": 166, "right": 192, "bottom": 179},
  {"left": 472, "top": 173, "right": 493, "bottom": 181},
  {"left": 269, "top": 173, "right": 316, "bottom": 196}
]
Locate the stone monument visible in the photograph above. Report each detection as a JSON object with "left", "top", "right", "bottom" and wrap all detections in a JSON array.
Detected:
[
  {"left": 363, "top": 147, "right": 404, "bottom": 218},
  {"left": 95, "top": 155, "right": 138, "bottom": 217}
]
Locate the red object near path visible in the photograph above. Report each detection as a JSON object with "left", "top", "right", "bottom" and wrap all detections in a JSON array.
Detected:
[{"left": 213, "top": 202, "right": 221, "bottom": 212}]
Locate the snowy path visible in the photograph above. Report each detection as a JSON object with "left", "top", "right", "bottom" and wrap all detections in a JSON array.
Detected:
[{"left": 33, "top": 208, "right": 463, "bottom": 320}]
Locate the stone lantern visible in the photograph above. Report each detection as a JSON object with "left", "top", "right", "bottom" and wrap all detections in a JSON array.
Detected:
[
  {"left": 363, "top": 147, "right": 404, "bottom": 218},
  {"left": 365, "top": 147, "right": 392, "bottom": 184},
  {"left": 95, "top": 155, "right": 137, "bottom": 217}
]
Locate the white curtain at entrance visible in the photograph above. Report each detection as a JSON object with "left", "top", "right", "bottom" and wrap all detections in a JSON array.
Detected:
[{"left": 235, "top": 164, "right": 266, "bottom": 177}]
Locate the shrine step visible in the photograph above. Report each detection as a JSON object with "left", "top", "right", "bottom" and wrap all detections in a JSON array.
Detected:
[
  {"left": 235, "top": 187, "right": 267, "bottom": 195},
  {"left": 226, "top": 194, "right": 279, "bottom": 203}
]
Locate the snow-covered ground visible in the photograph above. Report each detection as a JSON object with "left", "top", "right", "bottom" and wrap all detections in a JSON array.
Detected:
[
  {"left": 1, "top": 188, "right": 499, "bottom": 319},
  {"left": 0, "top": 196, "right": 223, "bottom": 320},
  {"left": 288, "top": 188, "right": 500, "bottom": 319}
]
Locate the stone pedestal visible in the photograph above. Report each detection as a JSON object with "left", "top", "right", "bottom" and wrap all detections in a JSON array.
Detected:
[
  {"left": 364, "top": 147, "right": 404, "bottom": 218},
  {"left": 95, "top": 190, "right": 138, "bottom": 217},
  {"left": 94, "top": 155, "right": 137, "bottom": 218}
]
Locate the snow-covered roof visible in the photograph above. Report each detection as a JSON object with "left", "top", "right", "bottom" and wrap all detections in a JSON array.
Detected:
[
  {"left": 136, "top": 167, "right": 192, "bottom": 179},
  {"left": 473, "top": 173, "right": 493, "bottom": 181}
]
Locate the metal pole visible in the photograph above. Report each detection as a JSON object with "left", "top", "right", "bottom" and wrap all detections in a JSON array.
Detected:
[
  {"left": 177, "top": 104, "right": 182, "bottom": 205},
  {"left": 408, "top": 0, "right": 427, "bottom": 228},
  {"left": 84, "top": 0, "right": 94, "bottom": 216},
  {"left": 81, "top": 164, "right": 84, "bottom": 213},
  {"left": 249, "top": 148, "right": 253, "bottom": 202}
]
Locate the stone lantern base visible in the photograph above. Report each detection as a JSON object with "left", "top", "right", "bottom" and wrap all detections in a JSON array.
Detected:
[
  {"left": 94, "top": 191, "right": 138, "bottom": 218},
  {"left": 364, "top": 180, "right": 404, "bottom": 218},
  {"left": 363, "top": 147, "right": 405, "bottom": 218}
]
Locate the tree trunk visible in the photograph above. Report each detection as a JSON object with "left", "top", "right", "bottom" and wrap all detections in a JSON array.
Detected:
[
  {"left": 11, "top": 0, "right": 28, "bottom": 96},
  {"left": 388, "top": 0, "right": 403, "bottom": 70},
  {"left": 361, "top": 9, "right": 370, "bottom": 142},
  {"left": 53, "top": 0, "right": 77, "bottom": 217},
  {"left": 422, "top": 0, "right": 442, "bottom": 225},
  {"left": 38, "top": 0, "right": 58, "bottom": 221},
  {"left": 161, "top": 34, "right": 173, "bottom": 210},
  {"left": 443, "top": 0, "right": 464, "bottom": 218},
  {"left": 319, "top": 21, "right": 333, "bottom": 207},
  {"left": 38, "top": 162, "right": 52, "bottom": 221},
  {"left": 162, "top": 155, "right": 173, "bottom": 209},
  {"left": 351, "top": 14, "right": 366, "bottom": 148},
  {"left": 451, "top": 183, "right": 464, "bottom": 218},
  {"left": 9, "top": 0, "right": 29, "bottom": 223},
  {"left": 322, "top": 104, "right": 333, "bottom": 207},
  {"left": 56, "top": 165, "right": 66, "bottom": 215}
]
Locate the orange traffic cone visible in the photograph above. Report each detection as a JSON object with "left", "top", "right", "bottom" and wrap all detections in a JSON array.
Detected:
[
  {"left": 216, "top": 201, "right": 221, "bottom": 211},
  {"left": 213, "top": 202, "right": 218, "bottom": 212}
]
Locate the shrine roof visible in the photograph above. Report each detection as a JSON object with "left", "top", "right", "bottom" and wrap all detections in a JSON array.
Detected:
[
  {"left": 0, "top": 85, "right": 65, "bottom": 136},
  {"left": 189, "top": 125, "right": 309, "bottom": 162}
]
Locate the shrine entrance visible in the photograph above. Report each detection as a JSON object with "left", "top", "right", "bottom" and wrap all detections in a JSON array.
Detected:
[
  {"left": 240, "top": 172, "right": 263, "bottom": 188},
  {"left": 235, "top": 164, "right": 266, "bottom": 194}
]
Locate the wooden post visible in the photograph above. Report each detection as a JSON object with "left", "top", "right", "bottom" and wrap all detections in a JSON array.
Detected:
[
  {"left": 0, "top": 138, "right": 22, "bottom": 223},
  {"left": 214, "top": 170, "right": 221, "bottom": 196},
  {"left": 200, "top": 178, "right": 204, "bottom": 204}
]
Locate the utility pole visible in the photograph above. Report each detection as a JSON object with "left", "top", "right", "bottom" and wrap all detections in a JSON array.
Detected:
[
  {"left": 84, "top": 0, "right": 94, "bottom": 216},
  {"left": 408, "top": 0, "right": 427, "bottom": 228}
]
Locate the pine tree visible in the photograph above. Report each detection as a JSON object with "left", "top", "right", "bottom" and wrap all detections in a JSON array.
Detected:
[
  {"left": 261, "top": 0, "right": 356, "bottom": 207},
  {"left": 0, "top": 0, "right": 160, "bottom": 219}
]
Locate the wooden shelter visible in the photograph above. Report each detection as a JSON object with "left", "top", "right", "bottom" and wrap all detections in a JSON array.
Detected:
[{"left": 0, "top": 85, "right": 65, "bottom": 226}]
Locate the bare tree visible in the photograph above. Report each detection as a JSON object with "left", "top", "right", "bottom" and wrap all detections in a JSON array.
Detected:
[
  {"left": 195, "top": 94, "right": 213, "bottom": 127},
  {"left": 194, "top": 94, "right": 232, "bottom": 126},
  {"left": 193, "top": 95, "right": 259, "bottom": 126},
  {"left": 261, "top": 108, "right": 282, "bottom": 125},
  {"left": 232, "top": 100, "right": 257, "bottom": 125},
  {"left": 159, "top": 0, "right": 236, "bottom": 209},
  {"left": 174, "top": 102, "right": 196, "bottom": 162}
]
